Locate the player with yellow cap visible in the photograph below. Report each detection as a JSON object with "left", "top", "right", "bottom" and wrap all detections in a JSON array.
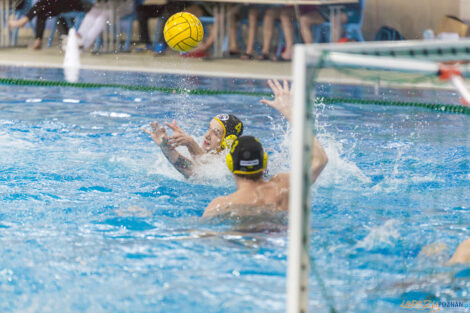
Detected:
[
  {"left": 203, "top": 80, "right": 328, "bottom": 218},
  {"left": 143, "top": 114, "right": 243, "bottom": 178}
]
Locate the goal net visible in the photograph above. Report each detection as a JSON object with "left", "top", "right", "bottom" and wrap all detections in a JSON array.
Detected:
[{"left": 287, "top": 39, "right": 470, "bottom": 313}]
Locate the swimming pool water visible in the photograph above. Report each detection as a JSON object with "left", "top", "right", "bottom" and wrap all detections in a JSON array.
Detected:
[{"left": 0, "top": 66, "right": 468, "bottom": 313}]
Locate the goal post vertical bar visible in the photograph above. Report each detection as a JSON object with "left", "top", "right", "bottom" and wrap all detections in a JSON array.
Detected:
[{"left": 287, "top": 44, "right": 313, "bottom": 313}]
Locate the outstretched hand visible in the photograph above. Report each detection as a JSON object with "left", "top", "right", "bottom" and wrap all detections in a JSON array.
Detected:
[
  {"left": 166, "top": 120, "right": 205, "bottom": 156},
  {"left": 142, "top": 121, "right": 169, "bottom": 146},
  {"left": 165, "top": 120, "right": 193, "bottom": 149},
  {"left": 260, "top": 79, "right": 293, "bottom": 122}
]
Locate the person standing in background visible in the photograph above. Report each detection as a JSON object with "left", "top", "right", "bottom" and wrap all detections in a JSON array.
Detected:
[{"left": 8, "top": 0, "right": 92, "bottom": 49}]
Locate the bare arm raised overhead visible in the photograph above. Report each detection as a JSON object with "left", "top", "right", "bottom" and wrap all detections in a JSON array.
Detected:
[
  {"left": 261, "top": 79, "right": 328, "bottom": 184},
  {"left": 143, "top": 121, "right": 193, "bottom": 179}
]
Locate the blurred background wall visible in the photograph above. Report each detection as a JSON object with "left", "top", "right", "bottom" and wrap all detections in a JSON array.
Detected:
[{"left": 362, "top": 0, "right": 465, "bottom": 40}]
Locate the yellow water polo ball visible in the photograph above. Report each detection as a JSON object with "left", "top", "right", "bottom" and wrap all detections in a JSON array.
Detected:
[{"left": 163, "top": 12, "right": 204, "bottom": 53}]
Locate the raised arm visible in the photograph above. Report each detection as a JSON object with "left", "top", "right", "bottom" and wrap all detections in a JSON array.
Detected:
[
  {"left": 165, "top": 120, "right": 205, "bottom": 157},
  {"left": 143, "top": 121, "right": 193, "bottom": 178},
  {"left": 261, "top": 79, "right": 328, "bottom": 184}
]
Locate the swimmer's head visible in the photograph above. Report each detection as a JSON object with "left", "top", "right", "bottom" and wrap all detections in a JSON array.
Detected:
[
  {"left": 202, "top": 114, "right": 243, "bottom": 152},
  {"left": 226, "top": 135, "right": 268, "bottom": 181}
]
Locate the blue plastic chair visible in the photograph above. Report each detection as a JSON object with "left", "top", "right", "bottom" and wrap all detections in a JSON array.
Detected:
[
  {"left": 47, "top": 11, "right": 85, "bottom": 47},
  {"left": 312, "top": 0, "right": 365, "bottom": 43}
]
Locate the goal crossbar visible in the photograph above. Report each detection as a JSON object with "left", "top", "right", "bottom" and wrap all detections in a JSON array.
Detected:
[{"left": 287, "top": 39, "right": 470, "bottom": 313}]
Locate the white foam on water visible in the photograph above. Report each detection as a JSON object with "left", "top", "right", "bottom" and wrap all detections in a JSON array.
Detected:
[
  {"left": 409, "top": 174, "right": 443, "bottom": 183},
  {"left": 141, "top": 107, "right": 370, "bottom": 189},
  {"left": 384, "top": 142, "right": 408, "bottom": 149},
  {"left": 371, "top": 171, "right": 443, "bottom": 194},
  {"left": 355, "top": 219, "right": 400, "bottom": 250},
  {"left": 63, "top": 99, "right": 80, "bottom": 103},
  {"left": 90, "top": 111, "right": 131, "bottom": 118},
  {"left": 371, "top": 178, "right": 402, "bottom": 193},
  {"left": 108, "top": 155, "right": 156, "bottom": 176},
  {"left": 190, "top": 151, "right": 233, "bottom": 186},
  {"left": 316, "top": 134, "right": 371, "bottom": 187},
  {"left": 147, "top": 151, "right": 190, "bottom": 182},
  {"left": 26, "top": 99, "right": 42, "bottom": 103},
  {"left": 110, "top": 112, "right": 131, "bottom": 118},
  {"left": 146, "top": 142, "right": 234, "bottom": 186},
  {"left": 0, "top": 132, "right": 34, "bottom": 149},
  {"left": 265, "top": 121, "right": 291, "bottom": 176},
  {"left": 313, "top": 101, "right": 371, "bottom": 187},
  {"left": 369, "top": 142, "right": 412, "bottom": 194},
  {"left": 63, "top": 28, "right": 80, "bottom": 83},
  {"left": 74, "top": 149, "right": 106, "bottom": 160}
]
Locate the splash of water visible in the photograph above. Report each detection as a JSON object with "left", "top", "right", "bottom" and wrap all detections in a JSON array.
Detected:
[
  {"left": 90, "top": 111, "right": 131, "bottom": 118},
  {"left": 370, "top": 142, "right": 411, "bottom": 193},
  {"left": 313, "top": 102, "right": 371, "bottom": 187},
  {"left": 63, "top": 28, "right": 80, "bottom": 83},
  {"left": 146, "top": 136, "right": 233, "bottom": 185},
  {"left": 318, "top": 134, "right": 372, "bottom": 187},
  {"left": 143, "top": 101, "right": 372, "bottom": 189},
  {"left": 190, "top": 151, "right": 233, "bottom": 185},
  {"left": 355, "top": 219, "right": 401, "bottom": 250},
  {"left": 0, "top": 131, "right": 34, "bottom": 150}
]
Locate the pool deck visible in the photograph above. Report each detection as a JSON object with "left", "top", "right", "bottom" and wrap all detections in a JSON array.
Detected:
[
  {"left": 0, "top": 46, "right": 464, "bottom": 92},
  {"left": 0, "top": 47, "right": 291, "bottom": 80}
]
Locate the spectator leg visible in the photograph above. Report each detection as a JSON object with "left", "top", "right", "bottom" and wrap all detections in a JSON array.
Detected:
[
  {"left": 299, "top": 11, "right": 323, "bottom": 44},
  {"left": 245, "top": 7, "right": 258, "bottom": 56},
  {"left": 195, "top": 24, "right": 215, "bottom": 52},
  {"left": 259, "top": 7, "right": 278, "bottom": 57},
  {"left": 34, "top": 15, "right": 47, "bottom": 49},
  {"left": 189, "top": 5, "right": 217, "bottom": 54},
  {"left": 279, "top": 7, "right": 294, "bottom": 60},
  {"left": 8, "top": 16, "right": 29, "bottom": 29},
  {"left": 228, "top": 6, "right": 240, "bottom": 53},
  {"left": 136, "top": 4, "right": 164, "bottom": 44},
  {"left": 299, "top": 14, "right": 313, "bottom": 43}
]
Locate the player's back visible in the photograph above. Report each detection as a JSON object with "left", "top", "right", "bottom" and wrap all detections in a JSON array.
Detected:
[{"left": 203, "top": 173, "right": 289, "bottom": 218}]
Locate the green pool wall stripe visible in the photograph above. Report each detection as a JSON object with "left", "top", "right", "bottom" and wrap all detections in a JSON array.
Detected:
[{"left": 0, "top": 77, "right": 468, "bottom": 115}]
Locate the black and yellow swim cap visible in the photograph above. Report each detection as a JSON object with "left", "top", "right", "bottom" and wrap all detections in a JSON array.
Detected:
[
  {"left": 214, "top": 114, "right": 243, "bottom": 144},
  {"left": 213, "top": 114, "right": 243, "bottom": 151},
  {"left": 226, "top": 136, "right": 268, "bottom": 175}
]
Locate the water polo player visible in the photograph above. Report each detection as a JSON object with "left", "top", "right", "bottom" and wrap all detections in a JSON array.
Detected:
[
  {"left": 143, "top": 114, "right": 243, "bottom": 178},
  {"left": 203, "top": 80, "right": 328, "bottom": 218}
]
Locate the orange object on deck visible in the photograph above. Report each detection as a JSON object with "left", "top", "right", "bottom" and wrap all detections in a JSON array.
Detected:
[{"left": 438, "top": 65, "right": 462, "bottom": 81}]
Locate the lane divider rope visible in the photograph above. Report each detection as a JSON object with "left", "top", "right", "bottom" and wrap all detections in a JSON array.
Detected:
[{"left": 0, "top": 77, "right": 468, "bottom": 115}]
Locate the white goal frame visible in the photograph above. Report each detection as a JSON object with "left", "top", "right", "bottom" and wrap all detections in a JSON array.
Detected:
[{"left": 286, "top": 39, "right": 470, "bottom": 313}]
